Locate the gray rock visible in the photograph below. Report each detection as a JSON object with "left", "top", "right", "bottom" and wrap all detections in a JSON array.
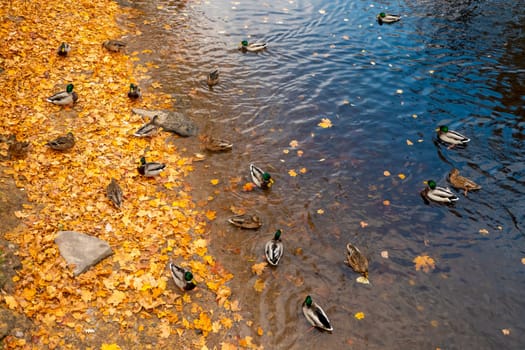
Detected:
[
  {"left": 132, "top": 108, "right": 198, "bottom": 137},
  {"left": 55, "top": 231, "right": 113, "bottom": 276}
]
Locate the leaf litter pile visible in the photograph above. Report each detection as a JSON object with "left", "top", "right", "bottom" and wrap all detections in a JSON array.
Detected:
[{"left": 0, "top": 0, "right": 249, "bottom": 348}]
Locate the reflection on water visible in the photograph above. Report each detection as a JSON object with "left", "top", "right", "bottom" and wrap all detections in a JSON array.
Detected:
[{"left": 123, "top": 0, "right": 524, "bottom": 348}]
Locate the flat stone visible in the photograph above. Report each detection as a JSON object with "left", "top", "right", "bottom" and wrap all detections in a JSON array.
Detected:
[
  {"left": 55, "top": 231, "right": 113, "bottom": 276},
  {"left": 132, "top": 108, "right": 198, "bottom": 136}
]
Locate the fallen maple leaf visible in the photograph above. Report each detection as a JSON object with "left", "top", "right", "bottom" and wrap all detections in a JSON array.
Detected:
[
  {"left": 413, "top": 255, "right": 436, "bottom": 273},
  {"left": 354, "top": 312, "right": 365, "bottom": 320},
  {"left": 318, "top": 118, "right": 333, "bottom": 128},
  {"left": 253, "top": 279, "right": 265, "bottom": 292},
  {"left": 251, "top": 262, "right": 267, "bottom": 276}
]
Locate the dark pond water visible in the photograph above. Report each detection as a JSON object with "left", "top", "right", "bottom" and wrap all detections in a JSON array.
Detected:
[{"left": 123, "top": 0, "right": 524, "bottom": 348}]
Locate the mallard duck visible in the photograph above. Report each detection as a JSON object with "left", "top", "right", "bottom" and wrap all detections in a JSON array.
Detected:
[
  {"left": 265, "top": 229, "right": 284, "bottom": 266},
  {"left": 437, "top": 125, "right": 470, "bottom": 148},
  {"left": 377, "top": 12, "right": 401, "bottom": 24},
  {"left": 302, "top": 295, "right": 333, "bottom": 332},
  {"left": 250, "top": 164, "right": 274, "bottom": 189},
  {"left": 102, "top": 40, "right": 126, "bottom": 53},
  {"left": 448, "top": 168, "right": 481, "bottom": 196},
  {"left": 169, "top": 263, "right": 197, "bottom": 291},
  {"left": 128, "top": 83, "right": 141, "bottom": 100},
  {"left": 106, "top": 178, "right": 123, "bottom": 208},
  {"left": 133, "top": 116, "right": 160, "bottom": 137},
  {"left": 137, "top": 156, "right": 166, "bottom": 177},
  {"left": 46, "top": 132, "right": 75, "bottom": 151},
  {"left": 7, "top": 135, "right": 30, "bottom": 160},
  {"left": 420, "top": 179, "right": 459, "bottom": 204},
  {"left": 346, "top": 243, "right": 369, "bottom": 283},
  {"left": 201, "top": 135, "right": 233, "bottom": 152},
  {"left": 239, "top": 40, "right": 268, "bottom": 52},
  {"left": 207, "top": 69, "right": 219, "bottom": 87},
  {"left": 46, "top": 84, "right": 78, "bottom": 106},
  {"left": 227, "top": 214, "right": 262, "bottom": 229},
  {"left": 57, "top": 42, "right": 71, "bottom": 57}
]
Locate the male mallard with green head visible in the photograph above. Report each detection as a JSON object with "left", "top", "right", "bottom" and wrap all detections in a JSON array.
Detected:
[
  {"left": 128, "top": 83, "right": 141, "bottom": 100},
  {"left": 57, "top": 42, "right": 71, "bottom": 57},
  {"left": 302, "top": 295, "right": 333, "bottom": 332},
  {"left": 377, "top": 12, "right": 401, "bottom": 24},
  {"left": 420, "top": 179, "right": 459, "bottom": 204},
  {"left": 46, "top": 84, "right": 78, "bottom": 106},
  {"left": 250, "top": 164, "right": 274, "bottom": 189},
  {"left": 46, "top": 132, "right": 75, "bottom": 151},
  {"left": 265, "top": 230, "right": 284, "bottom": 266},
  {"left": 239, "top": 40, "right": 268, "bottom": 52},
  {"left": 137, "top": 156, "right": 166, "bottom": 177},
  {"left": 448, "top": 168, "right": 481, "bottom": 196},
  {"left": 437, "top": 125, "right": 470, "bottom": 148},
  {"left": 169, "top": 263, "right": 197, "bottom": 291}
]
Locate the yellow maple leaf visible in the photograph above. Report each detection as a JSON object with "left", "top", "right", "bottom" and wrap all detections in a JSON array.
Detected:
[
  {"left": 251, "top": 262, "right": 267, "bottom": 276},
  {"left": 288, "top": 169, "right": 297, "bottom": 177},
  {"left": 289, "top": 140, "right": 299, "bottom": 148},
  {"left": 318, "top": 118, "right": 333, "bottom": 128},
  {"left": 205, "top": 210, "right": 216, "bottom": 221},
  {"left": 3, "top": 295, "right": 18, "bottom": 310},
  {"left": 100, "top": 344, "right": 122, "bottom": 350},
  {"left": 107, "top": 290, "right": 126, "bottom": 306},
  {"left": 220, "top": 342, "right": 238, "bottom": 350},
  {"left": 210, "top": 179, "right": 219, "bottom": 185},
  {"left": 354, "top": 312, "right": 365, "bottom": 320},
  {"left": 398, "top": 173, "right": 406, "bottom": 180},
  {"left": 253, "top": 279, "right": 265, "bottom": 292},
  {"left": 413, "top": 255, "right": 436, "bottom": 273}
]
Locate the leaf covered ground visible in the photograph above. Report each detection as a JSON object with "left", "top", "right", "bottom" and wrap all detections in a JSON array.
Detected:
[{"left": 0, "top": 0, "right": 255, "bottom": 348}]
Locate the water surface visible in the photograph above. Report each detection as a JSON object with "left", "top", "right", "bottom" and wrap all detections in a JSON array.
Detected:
[{"left": 123, "top": 0, "right": 524, "bottom": 348}]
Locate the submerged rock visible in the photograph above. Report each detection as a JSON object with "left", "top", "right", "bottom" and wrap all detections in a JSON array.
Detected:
[
  {"left": 55, "top": 231, "right": 113, "bottom": 276},
  {"left": 132, "top": 108, "right": 198, "bottom": 137}
]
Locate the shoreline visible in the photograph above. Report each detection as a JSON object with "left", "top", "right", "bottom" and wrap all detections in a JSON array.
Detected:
[{"left": 0, "top": 0, "right": 245, "bottom": 348}]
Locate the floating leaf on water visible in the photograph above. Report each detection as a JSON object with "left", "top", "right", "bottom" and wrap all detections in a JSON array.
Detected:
[
  {"left": 383, "top": 170, "right": 391, "bottom": 176},
  {"left": 257, "top": 326, "right": 264, "bottom": 336},
  {"left": 383, "top": 200, "right": 390, "bottom": 206},
  {"left": 412, "top": 114, "right": 418, "bottom": 118},
  {"left": 406, "top": 139, "right": 414, "bottom": 146},
  {"left": 318, "top": 9, "right": 326, "bottom": 14},
  {"left": 210, "top": 179, "right": 219, "bottom": 185},
  {"left": 431, "top": 320, "right": 439, "bottom": 328},
  {"left": 396, "top": 89, "right": 403, "bottom": 94},
  {"left": 299, "top": 167, "right": 307, "bottom": 174},
  {"left": 297, "top": 150, "right": 304, "bottom": 157},
  {"left": 413, "top": 255, "right": 436, "bottom": 273},
  {"left": 242, "top": 182, "right": 255, "bottom": 191},
  {"left": 381, "top": 250, "right": 389, "bottom": 259},
  {"left": 356, "top": 276, "right": 370, "bottom": 285},
  {"left": 502, "top": 328, "right": 511, "bottom": 336},
  {"left": 398, "top": 173, "right": 406, "bottom": 180},
  {"left": 354, "top": 311, "right": 366, "bottom": 319},
  {"left": 289, "top": 140, "right": 299, "bottom": 148},
  {"left": 317, "top": 209, "right": 325, "bottom": 214},
  {"left": 253, "top": 279, "right": 265, "bottom": 292},
  {"left": 521, "top": 257, "right": 525, "bottom": 265},
  {"left": 251, "top": 262, "right": 267, "bottom": 276},
  {"left": 360, "top": 221, "right": 368, "bottom": 228},
  {"left": 318, "top": 118, "right": 333, "bottom": 128},
  {"left": 342, "top": 35, "right": 350, "bottom": 40},
  {"left": 479, "top": 228, "right": 489, "bottom": 235},
  {"left": 283, "top": 149, "right": 290, "bottom": 154},
  {"left": 288, "top": 169, "right": 297, "bottom": 177}
]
